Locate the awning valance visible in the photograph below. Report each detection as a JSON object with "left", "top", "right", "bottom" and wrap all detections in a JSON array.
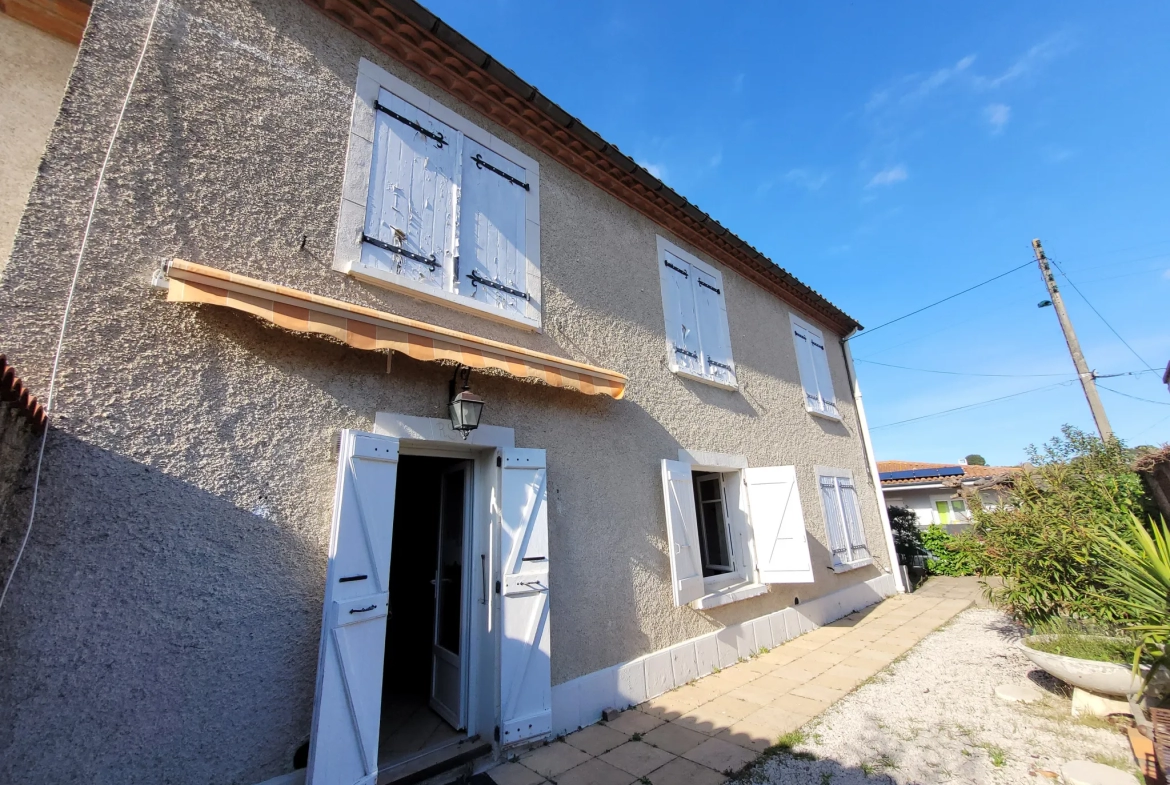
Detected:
[{"left": 166, "top": 259, "right": 627, "bottom": 399}]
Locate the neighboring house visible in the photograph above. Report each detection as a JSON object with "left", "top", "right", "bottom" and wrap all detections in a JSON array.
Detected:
[
  {"left": 879, "top": 460, "right": 1017, "bottom": 533},
  {"left": 0, "top": 2, "right": 901, "bottom": 784}
]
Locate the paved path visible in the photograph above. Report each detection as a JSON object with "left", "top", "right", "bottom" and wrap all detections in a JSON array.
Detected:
[{"left": 487, "top": 577, "right": 982, "bottom": 785}]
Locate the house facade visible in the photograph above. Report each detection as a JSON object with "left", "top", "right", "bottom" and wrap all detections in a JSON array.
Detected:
[
  {"left": 879, "top": 460, "right": 1015, "bottom": 533},
  {"left": 0, "top": 1, "right": 899, "bottom": 784}
]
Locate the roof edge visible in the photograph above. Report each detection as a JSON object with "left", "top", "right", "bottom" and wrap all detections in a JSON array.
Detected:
[{"left": 302, "top": 0, "right": 862, "bottom": 335}]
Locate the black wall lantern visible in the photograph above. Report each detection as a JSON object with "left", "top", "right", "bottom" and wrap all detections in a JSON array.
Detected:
[{"left": 448, "top": 367, "right": 485, "bottom": 439}]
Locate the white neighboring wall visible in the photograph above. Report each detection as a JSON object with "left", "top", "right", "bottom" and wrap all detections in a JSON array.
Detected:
[
  {"left": 0, "top": 13, "right": 77, "bottom": 272},
  {"left": 551, "top": 573, "right": 897, "bottom": 735}
]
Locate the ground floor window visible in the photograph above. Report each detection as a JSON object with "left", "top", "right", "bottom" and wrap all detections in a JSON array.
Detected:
[
  {"left": 933, "top": 497, "right": 971, "bottom": 525},
  {"left": 817, "top": 469, "right": 870, "bottom": 568},
  {"left": 692, "top": 472, "right": 735, "bottom": 576}
]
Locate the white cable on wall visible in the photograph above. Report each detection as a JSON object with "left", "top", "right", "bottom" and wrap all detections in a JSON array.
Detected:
[{"left": 0, "top": 0, "right": 167, "bottom": 613}]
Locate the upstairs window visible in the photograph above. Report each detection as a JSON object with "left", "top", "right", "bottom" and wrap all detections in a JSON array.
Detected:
[
  {"left": 336, "top": 60, "right": 541, "bottom": 330},
  {"left": 817, "top": 468, "right": 870, "bottom": 570},
  {"left": 656, "top": 237, "right": 736, "bottom": 389},
  {"left": 791, "top": 315, "right": 838, "bottom": 418}
]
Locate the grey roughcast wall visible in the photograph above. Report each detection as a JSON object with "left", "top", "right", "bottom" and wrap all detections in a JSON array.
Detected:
[{"left": 0, "top": 0, "right": 892, "bottom": 783}]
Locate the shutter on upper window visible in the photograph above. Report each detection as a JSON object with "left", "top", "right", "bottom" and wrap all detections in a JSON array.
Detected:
[
  {"left": 660, "top": 459, "right": 705, "bottom": 606},
  {"left": 837, "top": 478, "right": 869, "bottom": 562},
  {"left": 660, "top": 252, "right": 703, "bottom": 378},
  {"left": 458, "top": 138, "right": 529, "bottom": 320},
  {"left": 792, "top": 324, "right": 821, "bottom": 411},
  {"left": 744, "top": 466, "right": 814, "bottom": 584},
  {"left": 693, "top": 269, "right": 736, "bottom": 387},
  {"left": 364, "top": 89, "right": 458, "bottom": 291},
  {"left": 808, "top": 334, "right": 839, "bottom": 417},
  {"left": 819, "top": 476, "right": 849, "bottom": 564}
]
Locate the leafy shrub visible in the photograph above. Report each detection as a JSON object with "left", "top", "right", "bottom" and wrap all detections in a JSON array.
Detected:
[
  {"left": 887, "top": 505, "right": 925, "bottom": 558},
  {"left": 1026, "top": 617, "right": 1136, "bottom": 664},
  {"left": 965, "top": 454, "right": 987, "bottom": 466},
  {"left": 1097, "top": 514, "right": 1170, "bottom": 683},
  {"left": 965, "top": 425, "right": 1154, "bottom": 627},
  {"left": 921, "top": 524, "right": 974, "bottom": 576}
]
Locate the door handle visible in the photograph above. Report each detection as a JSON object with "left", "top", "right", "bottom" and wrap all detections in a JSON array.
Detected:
[{"left": 480, "top": 554, "right": 487, "bottom": 605}]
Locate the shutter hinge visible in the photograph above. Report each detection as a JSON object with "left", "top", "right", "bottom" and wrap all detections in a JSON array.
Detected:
[
  {"left": 497, "top": 455, "right": 502, "bottom": 468},
  {"left": 361, "top": 233, "right": 438, "bottom": 270},
  {"left": 707, "top": 357, "right": 734, "bottom": 372},
  {"left": 472, "top": 153, "right": 530, "bottom": 190},
  {"left": 494, "top": 725, "right": 500, "bottom": 742},
  {"left": 469, "top": 269, "right": 529, "bottom": 300},
  {"left": 697, "top": 278, "right": 721, "bottom": 294},
  {"left": 374, "top": 100, "right": 447, "bottom": 148},
  {"left": 674, "top": 345, "right": 698, "bottom": 359},
  {"left": 664, "top": 259, "right": 688, "bottom": 277}
]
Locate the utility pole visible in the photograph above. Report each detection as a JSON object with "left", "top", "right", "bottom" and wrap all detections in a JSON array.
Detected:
[{"left": 1032, "top": 238, "right": 1114, "bottom": 442}]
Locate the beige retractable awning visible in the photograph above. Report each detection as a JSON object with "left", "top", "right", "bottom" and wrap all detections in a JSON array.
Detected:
[{"left": 166, "top": 259, "right": 627, "bottom": 399}]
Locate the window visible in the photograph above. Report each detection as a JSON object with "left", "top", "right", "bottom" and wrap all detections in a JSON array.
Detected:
[
  {"left": 335, "top": 60, "right": 542, "bottom": 330},
  {"left": 692, "top": 472, "right": 735, "bottom": 576},
  {"left": 660, "top": 457, "right": 813, "bottom": 609},
  {"left": 790, "top": 315, "right": 838, "bottom": 418},
  {"left": 933, "top": 497, "right": 971, "bottom": 526},
  {"left": 816, "top": 468, "right": 871, "bottom": 570},
  {"left": 656, "top": 237, "right": 737, "bottom": 389}
]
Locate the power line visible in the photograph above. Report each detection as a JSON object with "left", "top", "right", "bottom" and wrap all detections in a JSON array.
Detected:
[
  {"left": 869, "top": 380, "right": 1076, "bottom": 430},
  {"left": 1098, "top": 385, "right": 1170, "bottom": 406},
  {"left": 1134, "top": 412, "right": 1170, "bottom": 439},
  {"left": 1049, "top": 258, "right": 1155, "bottom": 371},
  {"left": 846, "top": 260, "right": 1033, "bottom": 341},
  {"left": 855, "top": 359, "right": 1074, "bottom": 378}
]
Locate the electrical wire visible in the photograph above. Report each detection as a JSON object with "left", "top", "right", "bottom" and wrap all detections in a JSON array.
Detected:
[
  {"left": 845, "top": 260, "right": 1034, "bottom": 341},
  {"left": 1133, "top": 412, "right": 1170, "bottom": 439},
  {"left": 1049, "top": 258, "right": 1156, "bottom": 371},
  {"left": 869, "top": 380, "right": 1076, "bottom": 430},
  {"left": 0, "top": 0, "right": 167, "bottom": 614},
  {"left": 855, "top": 359, "right": 1074, "bottom": 378},
  {"left": 1098, "top": 385, "right": 1170, "bottom": 406}
]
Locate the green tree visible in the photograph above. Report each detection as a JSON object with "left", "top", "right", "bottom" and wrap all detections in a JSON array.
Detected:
[{"left": 965, "top": 454, "right": 987, "bottom": 466}]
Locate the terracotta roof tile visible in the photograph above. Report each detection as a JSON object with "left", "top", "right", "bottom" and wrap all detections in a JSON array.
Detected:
[{"left": 877, "top": 460, "right": 1020, "bottom": 485}]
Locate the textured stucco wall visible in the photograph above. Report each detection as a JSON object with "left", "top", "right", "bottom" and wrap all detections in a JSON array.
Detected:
[
  {"left": 0, "top": 13, "right": 77, "bottom": 273},
  {"left": 0, "top": 0, "right": 892, "bottom": 782}
]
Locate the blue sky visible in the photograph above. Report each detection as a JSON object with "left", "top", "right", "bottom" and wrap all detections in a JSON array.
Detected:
[{"left": 424, "top": 1, "right": 1170, "bottom": 465}]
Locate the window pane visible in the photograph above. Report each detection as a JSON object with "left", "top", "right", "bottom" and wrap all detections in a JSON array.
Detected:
[
  {"left": 820, "top": 476, "right": 849, "bottom": 561},
  {"left": 838, "top": 481, "right": 869, "bottom": 562},
  {"left": 935, "top": 501, "right": 950, "bottom": 525},
  {"left": 435, "top": 470, "right": 465, "bottom": 655},
  {"left": 692, "top": 474, "right": 732, "bottom": 576}
]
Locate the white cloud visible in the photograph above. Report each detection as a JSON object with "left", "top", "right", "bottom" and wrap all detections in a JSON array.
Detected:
[
  {"left": 784, "top": 168, "right": 831, "bottom": 191},
  {"left": 867, "top": 165, "right": 908, "bottom": 188},
  {"left": 866, "top": 55, "right": 976, "bottom": 112},
  {"left": 985, "top": 103, "right": 1011, "bottom": 133},
  {"left": 637, "top": 159, "right": 667, "bottom": 181},
  {"left": 974, "top": 34, "right": 1074, "bottom": 90}
]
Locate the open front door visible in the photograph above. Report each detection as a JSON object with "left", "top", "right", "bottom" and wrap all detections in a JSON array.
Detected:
[
  {"left": 430, "top": 461, "right": 472, "bottom": 729},
  {"left": 498, "top": 448, "right": 551, "bottom": 747},
  {"left": 307, "top": 431, "right": 399, "bottom": 785}
]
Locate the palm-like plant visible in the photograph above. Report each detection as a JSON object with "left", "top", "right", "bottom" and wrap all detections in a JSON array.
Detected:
[{"left": 1097, "top": 514, "right": 1170, "bottom": 692}]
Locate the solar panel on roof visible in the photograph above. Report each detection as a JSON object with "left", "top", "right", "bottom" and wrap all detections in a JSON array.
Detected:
[{"left": 878, "top": 467, "right": 965, "bottom": 481}]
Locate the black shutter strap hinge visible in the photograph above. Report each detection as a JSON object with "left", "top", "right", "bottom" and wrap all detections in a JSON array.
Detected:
[
  {"left": 697, "top": 279, "right": 721, "bottom": 294},
  {"left": 707, "top": 357, "right": 734, "bottom": 372},
  {"left": 469, "top": 269, "right": 529, "bottom": 300},
  {"left": 361, "top": 234, "right": 438, "bottom": 270},
  {"left": 374, "top": 100, "right": 447, "bottom": 148},
  {"left": 664, "top": 259, "right": 688, "bottom": 277},
  {"left": 472, "top": 153, "right": 530, "bottom": 190},
  {"left": 674, "top": 345, "right": 698, "bottom": 359}
]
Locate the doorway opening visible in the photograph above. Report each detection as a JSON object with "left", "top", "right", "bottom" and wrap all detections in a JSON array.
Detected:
[{"left": 378, "top": 454, "right": 474, "bottom": 771}]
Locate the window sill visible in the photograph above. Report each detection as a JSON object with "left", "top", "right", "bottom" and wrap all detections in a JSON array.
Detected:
[
  {"left": 806, "top": 407, "right": 842, "bottom": 423},
  {"left": 690, "top": 581, "right": 769, "bottom": 610},
  {"left": 342, "top": 258, "right": 541, "bottom": 332},
  {"left": 671, "top": 366, "right": 738, "bottom": 392},
  {"left": 831, "top": 556, "right": 873, "bottom": 574}
]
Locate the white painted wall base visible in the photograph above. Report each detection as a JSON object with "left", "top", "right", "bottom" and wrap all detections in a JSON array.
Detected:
[{"left": 550, "top": 573, "right": 897, "bottom": 735}]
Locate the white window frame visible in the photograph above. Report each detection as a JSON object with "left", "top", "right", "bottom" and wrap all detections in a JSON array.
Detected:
[
  {"left": 930, "top": 494, "right": 972, "bottom": 525},
  {"left": 815, "top": 466, "right": 873, "bottom": 572},
  {"left": 334, "top": 58, "right": 542, "bottom": 331},
  {"left": 676, "top": 451, "right": 766, "bottom": 609},
  {"left": 790, "top": 314, "right": 841, "bottom": 421},
  {"left": 656, "top": 237, "right": 737, "bottom": 391}
]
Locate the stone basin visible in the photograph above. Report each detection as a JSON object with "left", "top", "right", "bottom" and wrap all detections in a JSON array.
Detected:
[{"left": 1019, "top": 635, "right": 1149, "bottom": 697}]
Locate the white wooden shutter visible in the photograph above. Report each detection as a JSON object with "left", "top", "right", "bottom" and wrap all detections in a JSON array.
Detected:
[
  {"left": 837, "top": 478, "right": 869, "bottom": 562},
  {"left": 364, "top": 89, "right": 458, "bottom": 291},
  {"left": 743, "top": 466, "right": 814, "bottom": 584},
  {"left": 808, "top": 333, "right": 839, "bottom": 417},
  {"left": 498, "top": 448, "right": 552, "bottom": 746},
  {"left": 660, "top": 459, "right": 705, "bottom": 605},
  {"left": 819, "top": 475, "right": 850, "bottom": 565},
  {"left": 791, "top": 323, "right": 822, "bottom": 412},
  {"left": 458, "top": 138, "right": 530, "bottom": 319},
  {"left": 307, "top": 431, "right": 400, "bottom": 785},
  {"left": 693, "top": 268, "right": 737, "bottom": 387},
  {"left": 659, "top": 252, "right": 703, "bottom": 377}
]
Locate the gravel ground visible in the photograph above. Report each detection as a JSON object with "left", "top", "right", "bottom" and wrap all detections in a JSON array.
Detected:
[{"left": 735, "top": 608, "right": 1136, "bottom": 785}]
